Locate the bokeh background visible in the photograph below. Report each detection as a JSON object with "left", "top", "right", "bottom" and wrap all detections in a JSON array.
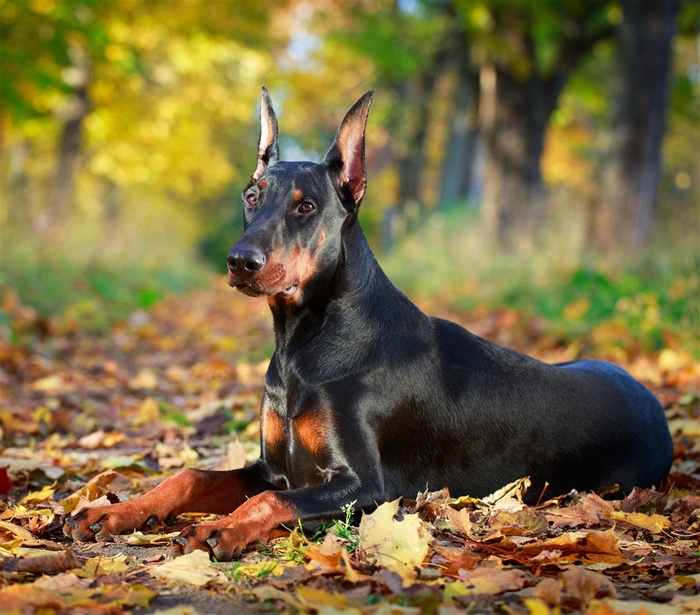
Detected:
[{"left": 1, "top": 0, "right": 698, "bottom": 351}]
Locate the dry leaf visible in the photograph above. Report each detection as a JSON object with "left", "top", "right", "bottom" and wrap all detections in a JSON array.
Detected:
[
  {"left": 359, "top": 499, "right": 431, "bottom": 583},
  {"left": 59, "top": 470, "right": 118, "bottom": 515},
  {"left": 149, "top": 550, "right": 226, "bottom": 587},
  {"left": 607, "top": 510, "right": 671, "bottom": 534},
  {"left": 457, "top": 567, "right": 528, "bottom": 595},
  {"left": 19, "top": 483, "right": 56, "bottom": 505}
]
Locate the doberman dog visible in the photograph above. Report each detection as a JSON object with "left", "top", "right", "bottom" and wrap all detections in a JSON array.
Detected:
[{"left": 65, "top": 88, "right": 673, "bottom": 561}]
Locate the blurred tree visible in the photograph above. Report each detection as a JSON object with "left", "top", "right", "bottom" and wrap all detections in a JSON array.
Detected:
[
  {"left": 49, "top": 43, "right": 90, "bottom": 223},
  {"left": 337, "top": 0, "right": 450, "bottom": 210},
  {"left": 438, "top": 30, "right": 480, "bottom": 208},
  {"left": 453, "top": 0, "right": 617, "bottom": 250},
  {"left": 0, "top": 0, "right": 111, "bottom": 234},
  {"left": 1, "top": 0, "right": 286, "bottom": 266},
  {"left": 597, "top": 0, "right": 680, "bottom": 259}
]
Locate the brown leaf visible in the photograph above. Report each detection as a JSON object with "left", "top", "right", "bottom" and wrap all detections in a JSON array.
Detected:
[
  {"left": 560, "top": 566, "right": 617, "bottom": 603},
  {"left": 544, "top": 492, "right": 613, "bottom": 528},
  {"left": 0, "top": 549, "right": 80, "bottom": 574},
  {"left": 449, "top": 567, "right": 528, "bottom": 597},
  {"left": 488, "top": 507, "right": 549, "bottom": 535},
  {"left": 515, "top": 528, "right": 623, "bottom": 565},
  {"left": 532, "top": 576, "right": 563, "bottom": 606}
]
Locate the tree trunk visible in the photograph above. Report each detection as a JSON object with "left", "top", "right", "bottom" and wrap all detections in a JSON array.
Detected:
[
  {"left": 439, "top": 50, "right": 480, "bottom": 208},
  {"left": 597, "top": 0, "right": 679, "bottom": 259},
  {"left": 393, "top": 74, "right": 436, "bottom": 210},
  {"left": 47, "top": 45, "right": 90, "bottom": 231},
  {"left": 481, "top": 65, "right": 560, "bottom": 251}
]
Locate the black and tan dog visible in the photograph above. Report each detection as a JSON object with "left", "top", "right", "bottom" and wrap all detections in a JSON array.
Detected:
[{"left": 65, "top": 89, "right": 673, "bottom": 561}]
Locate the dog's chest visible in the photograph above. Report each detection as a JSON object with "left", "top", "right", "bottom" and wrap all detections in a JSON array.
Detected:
[{"left": 259, "top": 385, "right": 335, "bottom": 490}]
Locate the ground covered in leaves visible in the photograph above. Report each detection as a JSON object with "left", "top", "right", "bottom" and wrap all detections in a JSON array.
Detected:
[{"left": 1, "top": 283, "right": 698, "bottom": 614}]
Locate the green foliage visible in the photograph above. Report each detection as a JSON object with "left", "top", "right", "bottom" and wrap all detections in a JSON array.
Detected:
[
  {"left": 0, "top": 0, "right": 110, "bottom": 120},
  {"left": 0, "top": 256, "right": 208, "bottom": 333},
  {"left": 380, "top": 208, "right": 699, "bottom": 354}
]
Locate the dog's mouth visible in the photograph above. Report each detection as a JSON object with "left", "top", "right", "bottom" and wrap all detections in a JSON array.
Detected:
[
  {"left": 233, "top": 281, "right": 299, "bottom": 298},
  {"left": 279, "top": 284, "right": 298, "bottom": 297}
]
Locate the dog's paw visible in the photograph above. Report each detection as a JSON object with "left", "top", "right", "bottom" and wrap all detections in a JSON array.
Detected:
[
  {"left": 64, "top": 504, "right": 159, "bottom": 542},
  {"left": 172, "top": 523, "right": 245, "bottom": 561}
]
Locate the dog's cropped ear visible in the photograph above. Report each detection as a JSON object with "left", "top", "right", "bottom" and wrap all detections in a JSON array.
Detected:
[
  {"left": 253, "top": 86, "right": 279, "bottom": 180},
  {"left": 324, "top": 91, "right": 374, "bottom": 209}
]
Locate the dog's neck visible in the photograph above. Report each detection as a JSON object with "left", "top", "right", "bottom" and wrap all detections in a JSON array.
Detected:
[{"left": 267, "top": 219, "right": 421, "bottom": 362}]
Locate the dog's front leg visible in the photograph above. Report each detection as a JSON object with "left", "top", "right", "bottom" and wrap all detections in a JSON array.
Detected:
[
  {"left": 64, "top": 461, "right": 274, "bottom": 542},
  {"left": 172, "top": 474, "right": 379, "bottom": 561}
]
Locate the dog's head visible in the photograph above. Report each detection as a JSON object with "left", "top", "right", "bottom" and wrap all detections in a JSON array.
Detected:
[{"left": 227, "top": 87, "right": 373, "bottom": 303}]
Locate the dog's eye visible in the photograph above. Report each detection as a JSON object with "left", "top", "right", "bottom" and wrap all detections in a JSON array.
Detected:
[
  {"left": 245, "top": 194, "right": 258, "bottom": 207},
  {"left": 297, "top": 200, "right": 315, "bottom": 214}
]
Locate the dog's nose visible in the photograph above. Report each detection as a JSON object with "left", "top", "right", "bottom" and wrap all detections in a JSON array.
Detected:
[{"left": 227, "top": 247, "right": 266, "bottom": 279}]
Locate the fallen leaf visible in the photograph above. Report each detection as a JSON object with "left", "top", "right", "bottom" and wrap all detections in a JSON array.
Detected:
[
  {"left": 129, "top": 368, "right": 159, "bottom": 390},
  {"left": 78, "top": 430, "right": 125, "bottom": 449},
  {"left": 83, "top": 554, "right": 132, "bottom": 577},
  {"left": 0, "top": 520, "right": 34, "bottom": 542},
  {"left": 32, "top": 375, "right": 64, "bottom": 392},
  {"left": 0, "top": 549, "right": 80, "bottom": 574},
  {"left": 483, "top": 477, "right": 532, "bottom": 506},
  {"left": 359, "top": 499, "right": 431, "bottom": 583},
  {"left": 149, "top": 550, "right": 226, "bottom": 587},
  {"left": 607, "top": 510, "right": 671, "bottom": 534},
  {"left": 19, "top": 483, "right": 56, "bottom": 505},
  {"left": 586, "top": 598, "right": 680, "bottom": 614},
  {"left": 561, "top": 566, "right": 617, "bottom": 602},
  {"left": 456, "top": 567, "right": 528, "bottom": 595},
  {"left": 59, "top": 470, "right": 119, "bottom": 515},
  {"left": 123, "top": 531, "right": 179, "bottom": 546},
  {"left": 295, "top": 585, "right": 350, "bottom": 610}
]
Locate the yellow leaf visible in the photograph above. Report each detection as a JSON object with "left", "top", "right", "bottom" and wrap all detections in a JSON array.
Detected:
[
  {"left": 129, "top": 369, "right": 159, "bottom": 390},
  {"left": 523, "top": 597, "right": 556, "bottom": 614},
  {"left": 80, "top": 584, "right": 156, "bottom": 610},
  {"left": 444, "top": 580, "right": 469, "bottom": 602},
  {"left": 295, "top": 586, "right": 350, "bottom": 610},
  {"left": 658, "top": 573, "right": 700, "bottom": 592},
  {"left": 32, "top": 375, "right": 64, "bottom": 392},
  {"left": 608, "top": 510, "right": 670, "bottom": 534},
  {"left": 452, "top": 494, "right": 481, "bottom": 508},
  {"left": 19, "top": 483, "right": 56, "bottom": 505},
  {"left": 83, "top": 554, "right": 132, "bottom": 577},
  {"left": 658, "top": 348, "right": 692, "bottom": 372},
  {"left": 0, "top": 520, "right": 34, "bottom": 542},
  {"left": 563, "top": 298, "right": 590, "bottom": 321},
  {"left": 59, "top": 470, "right": 118, "bottom": 514},
  {"left": 358, "top": 499, "right": 431, "bottom": 583},
  {"left": 149, "top": 550, "right": 225, "bottom": 587},
  {"left": 0, "top": 539, "right": 22, "bottom": 554},
  {"left": 587, "top": 598, "right": 683, "bottom": 614},
  {"left": 230, "top": 560, "right": 286, "bottom": 579},
  {"left": 134, "top": 397, "right": 160, "bottom": 426},
  {"left": 625, "top": 512, "right": 671, "bottom": 534}
]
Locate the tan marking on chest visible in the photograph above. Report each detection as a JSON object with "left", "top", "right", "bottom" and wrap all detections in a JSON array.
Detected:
[
  {"left": 262, "top": 405, "right": 285, "bottom": 452},
  {"left": 293, "top": 409, "right": 329, "bottom": 457}
]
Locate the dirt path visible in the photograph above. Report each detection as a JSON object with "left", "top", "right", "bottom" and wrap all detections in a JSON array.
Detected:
[{"left": 1, "top": 286, "right": 698, "bottom": 613}]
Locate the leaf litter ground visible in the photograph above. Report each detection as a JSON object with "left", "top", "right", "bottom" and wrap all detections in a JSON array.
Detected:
[{"left": 1, "top": 283, "right": 698, "bottom": 614}]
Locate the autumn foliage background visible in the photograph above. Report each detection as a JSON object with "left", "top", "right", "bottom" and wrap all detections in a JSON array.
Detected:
[{"left": 0, "top": 0, "right": 699, "bottom": 613}]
